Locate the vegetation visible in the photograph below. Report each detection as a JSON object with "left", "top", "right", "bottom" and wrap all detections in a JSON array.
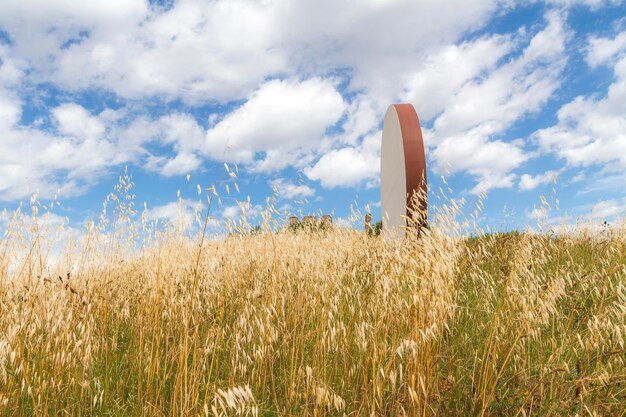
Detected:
[
  {"left": 0, "top": 180, "right": 625, "bottom": 416},
  {"left": 287, "top": 219, "right": 332, "bottom": 233},
  {"left": 367, "top": 220, "right": 383, "bottom": 237}
]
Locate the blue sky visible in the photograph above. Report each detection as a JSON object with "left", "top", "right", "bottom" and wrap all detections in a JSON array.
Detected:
[{"left": 0, "top": 0, "right": 625, "bottom": 235}]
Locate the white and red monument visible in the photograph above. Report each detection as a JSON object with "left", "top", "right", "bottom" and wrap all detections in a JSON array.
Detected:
[{"left": 380, "top": 104, "right": 427, "bottom": 236}]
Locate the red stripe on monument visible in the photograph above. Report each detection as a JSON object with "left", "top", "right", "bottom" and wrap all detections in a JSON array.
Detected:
[{"left": 393, "top": 104, "right": 427, "bottom": 224}]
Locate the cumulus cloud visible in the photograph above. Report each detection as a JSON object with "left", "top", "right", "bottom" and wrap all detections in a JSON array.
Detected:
[
  {"left": 0, "top": 95, "right": 202, "bottom": 200},
  {"left": 0, "top": 0, "right": 620, "bottom": 205},
  {"left": 534, "top": 31, "right": 626, "bottom": 178},
  {"left": 432, "top": 130, "right": 527, "bottom": 194},
  {"left": 204, "top": 78, "right": 346, "bottom": 171},
  {"left": 431, "top": 11, "right": 567, "bottom": 137},
  {"left": 420, "top": 11, "right": 568, "bottom": 193},
  {"left": 0, "top": 45, "right": 24, "bottom": 130},
  {"left": 0, "top": 0, "right": 508, "bottom": 104},
  {"left": 302, "top": 95, "right": 384, "bottom": 189},
  {"left": 519, "top": 170, "right": 560, "bottom": 190},
  {"left": 270, "top": 178, "right": 315, "bottom": 200},
  {"left": 145, "top": 152, "right": 203, "bottom": 177},
  {"left": 590, "top": 198, "right": 626, "bottom": 220},
  {"left": 587, "top": 31, "right": 626, "bottom": 67},
  {"left": 0, "top": 0, "right": 283, "bottom": 103},
  {"left": 303, "top": 10, "right": 568, "bottom": 192},
  {"left": 145, "top": 198, "right": 207, "bottom": 231},
  {"left": 139, "top": 113, "right": 207, "bottom": 176},
  {"left": 339, "top": 95, "right": 382, "bottom": 146},
  {"left": 52, "top": 103, "right": 105, "bottom": 139},
  {"left": 0, "top": 92, "right": 20, "bottom": 130},
  {"left": 0, "top": 46, "right": 151, "bottom": 200},
  {"left": 276, "top": 0, "right": 505, "bottom": 102},
  {"left": 306, "top": 132, "right": 381, "bottom": 188},
  {"left": 221, "top": 202, "right": 263, "bottom": 222},
  {"left": 402, "top": 34, "right": 515, "bottom": 121},
  {"left": 0, "top": 102, "right": 141, "bottom": 200}
]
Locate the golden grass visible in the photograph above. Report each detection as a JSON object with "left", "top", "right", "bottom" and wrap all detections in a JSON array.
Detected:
[{"left": 0, "top": 181, "right": 625, "bottom": 416}]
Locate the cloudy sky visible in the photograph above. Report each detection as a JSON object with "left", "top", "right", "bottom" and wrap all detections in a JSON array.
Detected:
[{"left": 0, "top": 0, "right": 624, "bottom": 232}]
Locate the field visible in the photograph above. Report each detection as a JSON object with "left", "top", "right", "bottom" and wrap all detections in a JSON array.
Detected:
[{"left": 0, "top": 187, "right": 625, "bottom": 416}]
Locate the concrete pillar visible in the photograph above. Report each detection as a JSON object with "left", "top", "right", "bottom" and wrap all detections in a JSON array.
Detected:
[
  {"left": 365, "top": 213, "right": 372, "bottom": 233},
  {"left": 302, "top": 215, "right": 317, "bottom": 225}
]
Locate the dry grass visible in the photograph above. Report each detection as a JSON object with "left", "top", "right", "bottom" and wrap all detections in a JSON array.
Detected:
[{"left": 0, "top": 179, "right": 625, "bottom": 416}]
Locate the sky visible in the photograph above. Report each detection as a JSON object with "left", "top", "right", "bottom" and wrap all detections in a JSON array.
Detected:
[{"left": 0, "top": 0, "right": 625, "bottom": 235}]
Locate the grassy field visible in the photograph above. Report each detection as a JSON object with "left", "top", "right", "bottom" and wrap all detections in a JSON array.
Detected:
[{"left": 0, "top": 187, "right": 625, "bottom": 416}]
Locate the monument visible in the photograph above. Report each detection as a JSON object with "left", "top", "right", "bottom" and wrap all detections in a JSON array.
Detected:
[{"left": 380, "top": 104, "right": 427, "bottom": 236}]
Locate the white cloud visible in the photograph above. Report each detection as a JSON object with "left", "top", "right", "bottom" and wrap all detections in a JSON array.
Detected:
[
  {"left": 0, "top": 100, "right": 150, "bottom": 200},
  {"left": 0, "top": 0, "right": 619, "bottom": 204},
  {"left": 220, "top": 201, "right": 263, "bottom": 222},
  {"left": 307, "top": 11, "right": 567, "bottom": 193},
  {"left": 590, "top": 198, "right": 626, "bottom": 220},
  {"left": 340, "top": 95, "right": 382, "bottom": 145},
  {"left": 204, "top": 78, "right": 346, "bottom": 171},
  {"left": 299, "top": 95, "right": 383, "bottom": 188},
  {"left": 0, "top": 0, "right": 282, "bottom": 103},
  {"left": 0, "top": 95, "right": 203, "bottom": 200},
  {"left": 0, "top": 92, "right": 21, "bottom": 130},
  {"left": 139, "top": 112, "right": 207, "bottom": 177},
  {"left": 419, "top": 11, "right": 568, "bottom": 193},
  {"left": 432, "top": 129, "right": 528, "bottom": 194},
  {"left": 403, "top": 34, "right": 514, "bottom": 121},
  {"left": 0, "top": 45, "right": 24, "bottom": 129},
  {"left": 587, "top": 31, "right": 626, "bottom": 67},
  {"left": 0, "top": 1, "right": 147, "bottom": 89},
  {"left": 1, "top": 0, "right": 608, "bottom": 110},
  {"left": 105, "top": 113, "right": 206, "bottom": 178},
  {"left": 519, "top": 170, "right": 559, "bottom": 190},
  {"left": 534, "top": 32, "right": 626, "bottom": 178},
  {"left": 431, "top": 11, "right": 567, "bottom": 137},
  {"left": 145, "top": 198, "right": 206, "bottom": 231},
  {"left": 306, "top": 132, "right": 381, "bottom": 188},
  {"left": 1, "top": 46, "right": 151, "bottom": 200},
  {"left": 221, "top": 205, "right": 240, "bottom": 219},
  {"left": 52, "top": 103, "right": 105, "bottom": 139},
  {"left": 277, "top": 0, "right": 508, "bottom": 104},
  {"left": 0, "top": 0, "right": 509, "bottom": 104},
  {"left": 145, "top": 152, "right": 203, "bottom": 177},
  {"left": 157, "top": 113, "right": 206, "bottom": 152},
  {"left": 270, "top": 178, "right": 315, "bottom": 200}
]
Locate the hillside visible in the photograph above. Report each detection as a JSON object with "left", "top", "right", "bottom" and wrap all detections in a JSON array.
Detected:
[{"left": 1, "top": 216, "right": 624, "bottom": 416}]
